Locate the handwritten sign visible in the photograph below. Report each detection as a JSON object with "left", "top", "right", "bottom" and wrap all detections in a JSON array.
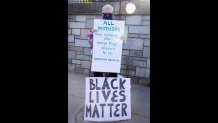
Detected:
[
  {"left": 84, "top": 77, "right": 131, "bottom": 122},
  {"left": 91, "top": 19, "right": 125, "bottom": 73}
]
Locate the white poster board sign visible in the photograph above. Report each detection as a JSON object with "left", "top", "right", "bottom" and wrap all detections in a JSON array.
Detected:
[
  {"left": 91, "top": 19, "right": 125, "bottom": 73},
  {"left": 84, "top": 77, "right": 131, "bottom": 122}
]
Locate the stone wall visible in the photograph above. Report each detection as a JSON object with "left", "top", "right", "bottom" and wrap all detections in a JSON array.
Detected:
[{"left": 68, "top": 14, "right": 150, "bottom": 85}]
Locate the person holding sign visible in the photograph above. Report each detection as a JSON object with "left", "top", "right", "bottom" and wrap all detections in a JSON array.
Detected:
[{"left": 87, "top": 4, "right": 127, "bottom": 77}]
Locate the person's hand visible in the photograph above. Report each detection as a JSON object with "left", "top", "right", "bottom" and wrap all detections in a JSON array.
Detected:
[
  {"left": 90, "top": 29, "right": 98, "bottom": 33},
  {"left": 87, "top": 29, "right": 97, "bottom": 39},
  {"left": 88, "top": 40, "right": 93, "bottom": 46},
  {"left": 87, "top": 28, "right": 97, "bottom": 41},
  {"left": 120, "top": 35, "right": 127, "bottom": 41}
]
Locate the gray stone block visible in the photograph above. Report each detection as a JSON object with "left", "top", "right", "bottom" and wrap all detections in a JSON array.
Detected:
[
  {"left": 75, "top": 64, "right": 81, "bottom": 68},
  {"left": 123, "top": 38, "right": 144, "bottom": 50},
  {"left": 128, "top": 33, "right": 139, "bottom": 38},
  {"left": 76, "top": 15, "right": 86, "bottom": 21},
  {"left": 71, "top": 59, "right": 81, "bottom": 64},
  {"left": 122, "top": 50, "right": 129, "bottom": 56},
  {"left": 81, "top": 61, "right": 91, "bottom": 69},
  {"left": 84, "top": 48, "right": 91, "bottom": 55},
  {"left": 139, "top": 34, "right": 150, "bottom": 39},
  {"left": 86, "top": 15, "right": 96, "bottom": 19},
  {"left": 68, "top": 29, "right": 71, "bottom": 34},
  {"left": 127, "top": 57, "right": 134, "bottom": 66},
  {"left": 74, "top": 67, "right": 84, "bottom": 74},
  {"left": 144, "top": 39, "right": 150, "bottom": 46},
  {"left": 68, "top": 20, "right": 70, "bottom": 28},
  {"left": 68, "top": 64, "right": 75, "bottom": 72},
  {"left": 134, "top": 57, "right": 146, "bottom": 61},
  {"left": 72, "top": 29, "right": 80, "bottom": 35},
  {"left": 76, "top": 51, "right": 83, "bottom": 55},
  {"left": 142, "top": 21, "right": 150, "bottom": 25},
  {"left": 120, "top": 69, "right": 127, "bottom": 75},
  {"left": 68, "top": 15, "right": 76, "bottom": 21},
  {"left": 117, "top": 15, "right": 125, "bottom": 20},
  {"left": 68, "top": 51, "right": 75, "bottom": 58},
  {"left": 82, "top": 55, "right": 91, "bottom": 61},
  {"left": 69, "top": 18, "right": 76, "bottom": 22},
  {"left": 68, "top": 58, "right": 72, "bottom": 64},
  {"left": 121, "top": 65, "right": 127, "bottom": 69},
  {"left": 80, "top": 29, "right": 90, "bottom": 39},
  {"left": 145, "top": 68, "right": 150, "bottom": 78},
  {"left": 125, "top": 25, "right": 129, "bottom": 34},
  {"left": 121, "top": 56, "right": 134, "bottom": 66},
  {"left": 147, "top": 34, "right": 150, "bottom": 38},
  {"left": 129, "top": 26, "right": 150, "bottom": 34},
  {"left": 130, "top": 50, "right": 143, "bottom": 57},
  {"left": 133, "top": 60, "right": 146, "bottom": 67},
  {"left": 127, "top": 66, "right": 136, "bottom": 71},
  {"left": 136, "top": 67, "right": 146, "bottom": 77},
  {"left": 68, "top": 43, "right": 72, "bottom": 51},
  {"left": 76, "top": 55, "right": 83, "bottom": 60},
  {"left": 126, "top": 70, "right": 135, "bottom": 76},
  {"left": 75, "top": 39, "right": 90, "bottom": 47},
  {"left": 77, "top": 55, "right": 91, "bottom": 61},
  {"left": 68, "top": 43, "right": 70, "bottom": 50},
  {"left": 126, "top": 15, "right": 142, "bottom": 25},
  {"left": 114, "top": 15, "right": 121, "bottom": 20},
  {"left": 84, "top": 69, "right": 90, "bottom": 75},
  {"left": 147, "top": 59, "right": 150, "bottom": 68},
  {"left": 69, "top": 46, "right": 83, "bottom": 52},
  {"left": 68, "top": 35, "right": 74, "bottom": 42},
  {"left": 86, "top": 19, "right": 94, "bottom": 28},
  {"left": 142, "top": 16, "right": 150, "bottom": 21},
  {"left": 143, "top": 47, "right": 150, "bottom": 58},
  {"left": 75, "top": 35, "right": 80, "bottom": 39},
  {"left": 69, "top": 22, "right": 85, "bottom": 28}
]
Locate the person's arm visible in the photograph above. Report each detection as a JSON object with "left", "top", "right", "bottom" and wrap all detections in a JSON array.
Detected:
[
  {"left": 87, "top": 32, "right": 93, "bottom": 46},
  {"left": 120, "top": 35, "right": 128, "bottom": 42},
  {"left": 120, "top": 28, "right": 128, "bottom": 43},
  {"left": 87, "top": 28, "right": 98, "bottom": 47}
]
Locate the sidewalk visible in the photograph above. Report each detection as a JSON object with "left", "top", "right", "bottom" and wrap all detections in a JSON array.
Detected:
[{"left": 68, "top": 72, "right": 150, "bottom": 123}]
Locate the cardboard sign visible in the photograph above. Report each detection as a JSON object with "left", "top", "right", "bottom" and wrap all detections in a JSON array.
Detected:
[
  {"left": 91, "top": 19, "right": 125, "bottom": 73},
  {"left": 84, "top": 77, "right": 131, "bottom": 122}
]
